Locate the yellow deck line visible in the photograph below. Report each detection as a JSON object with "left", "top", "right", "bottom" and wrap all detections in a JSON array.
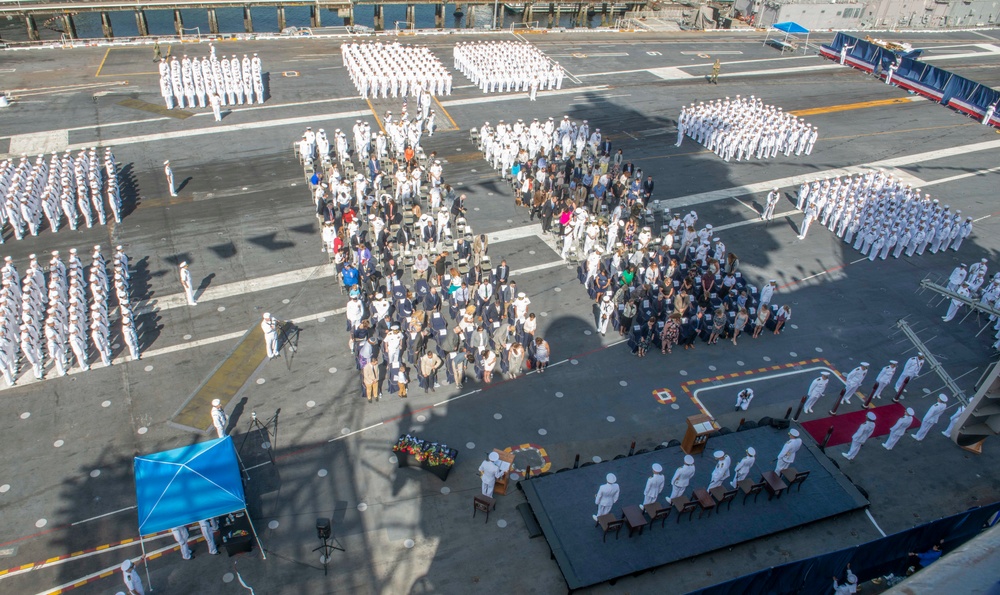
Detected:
[{"left": 789, "top": 97, "right": 918, "bottom": 116}]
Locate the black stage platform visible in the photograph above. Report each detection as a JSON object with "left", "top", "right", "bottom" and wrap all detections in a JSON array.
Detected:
[{"left": 521, "top": 426, "right": 869, "bottom": 591}]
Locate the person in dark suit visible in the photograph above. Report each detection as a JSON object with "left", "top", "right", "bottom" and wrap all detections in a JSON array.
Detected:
[
  {"left": 455, "top": 238, "right": 472, "bottom": 261},
  {"left": 494, "top": 259, "right": 510, "bottom": 285},
  {"left": 424, "top": 286, "right": 442, "bottom": 313},
  {"left": 641, "top": 176, "right": 654, "bottom": 201},
  {"left": 541, "top": 196, "right": 555, "bottom": 234}
]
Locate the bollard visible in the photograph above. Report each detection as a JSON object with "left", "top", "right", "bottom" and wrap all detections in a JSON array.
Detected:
[
  {"left": 863, "top": 383, "right": 879, "bottom": 408},
  {"left": 820, "top": 426, "right": 835, "bottom": 451},
  {"left": 628, "top": 441, "right": 636, "bottom": 456},
  {"left": 573, "top": 454, "right": 580, "bottom": 469},
  {"left": 829, "top": 388, "right": 846, "bottom": 415},
  {"left": 893, "top": 377, "right": 909, "bottom": 402},
  {"left": 784, "top": 406, "right": 793, "bottom": 420},
  {"left": 793, "top": 396, "right": 806, "bottom": 421}
]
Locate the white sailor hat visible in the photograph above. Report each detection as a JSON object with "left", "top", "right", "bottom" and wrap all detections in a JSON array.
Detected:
[
  {"left": 889, "top": 360, "right": 898, "bottom": 365},
  {"left": 860, "top": 362, "right": 870, "bottom": 367},
  {"left": 163, "top": 160, "right": 170, "bottom": 165},
  {"left": 683, "top": 455, "right": 694, "bottom": 465},
  {"left": 713, "top": 450, "right": 725, "bottom": 459},
  {"left": 212, "top": 399, "right": 222, "bottom": 407},
  {"left": 121, "top": 560, "right": 133, "bottom": 571},
  {"left": 603, "top": 295, "right": 610, "bottom": 302},
  {"left": 263, "top": 312, "right": 271, "bottom": 319},
  {"left": 906, "top": 407, "right": 915, "bottom": 415},
  {"left": 489, "top": 452, "right": 499, "bottom": 462},
  {"left": 652, "top": 463, "right": 662, "bottom": 472},
  {"left": 789, "top": 429, "right": 800, "bottom": 437},
  {"left": 938, "top": 394, "right": 948, "bottom": 402},
  {"left": 746, "top": 447, "right": 756, "bottom": 456},
  {"left": 375, "top": 292, "right": 384, "bottom": 299},
  {"left": 517, "top": 292, "right": 526, "bottom": 298},
  {"left": 866, "top": 412, "right": 876, "bottom": 421},
  {"left": 606, "top": 473, "right": 616, "bottom": 483}
]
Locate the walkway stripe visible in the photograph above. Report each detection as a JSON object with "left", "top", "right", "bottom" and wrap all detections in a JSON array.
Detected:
[{"left": 789, "top": 96, "right": 922, "bottom": 116}]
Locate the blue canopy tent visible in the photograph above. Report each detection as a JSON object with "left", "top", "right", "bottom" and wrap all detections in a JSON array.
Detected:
[
  {"left": 763, "top": 22, "right": 810, "bottom": 55},
  {"left": 134, "top": 437, "right": 264, "bottom": 587}
]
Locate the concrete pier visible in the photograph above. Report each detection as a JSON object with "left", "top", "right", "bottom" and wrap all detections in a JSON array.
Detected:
[
  {"left": 25, "top": 13, "right": 40, "bottom": 41},
  {"left": 207, "top": 8, "right": 219, "bottom": 33},
  {"left": 244, "top": 5, "right": 254, "bottom": 32},
  {"left": 276, "top": 5, "right": 286, "bottom": 30},
  {"left": 405, "top": 4, "right": 416, "bottom": 27},
  {"left": 435, "top": 3, "right": 445, "bottom": 28},
  {"left": 101, "top": 11, "right": 114, "bottom": 38},
  {"left": 135, "top": 9, "right": 149, "bottom": 36},
  {"left": 310, "top": 5, "right": 322, "bottom": 27},
  {"left": 62, "top": 14, "right": 77, "bottom": 39},
  {"left": 173, "top": 8, "right": 183, "bottom": 35},
  {"left": 374, "top": 4, "right": 384, "bottom": 30}
]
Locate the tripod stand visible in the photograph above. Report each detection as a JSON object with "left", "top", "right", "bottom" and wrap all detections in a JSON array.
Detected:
[
  {"left": 239, "top": 410, "right": 279, "bottom": 476},
  {"left": 275, "top": 320, "right": 299, "bottom": 356},
  {"left": 313, "top": 518, "right": 344, "bottom": 576}
]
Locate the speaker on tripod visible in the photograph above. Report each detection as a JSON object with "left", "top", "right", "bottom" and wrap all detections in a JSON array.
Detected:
[{"left": 313, "top": 517, "right": 344, "bottom": 575}]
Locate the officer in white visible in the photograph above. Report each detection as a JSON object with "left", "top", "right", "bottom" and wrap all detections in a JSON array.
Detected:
[
  {"left": 122, "top": 317, "right": 140, "bottom": 360},
  {"left": 163, "top": 160, "right": 177, "bottom": 197},
  {"left": 478, "top": 452, "right": 503, "bottom": 497},
  {"left": 179, "top": 261, "right": 196, "bottom": 306},
  {"left": 883, "top": 408, "right": 915, "bottom": 450},
  {"left": 707, "top": 450, "right": 731, "bottom": 489},
  {"left": 762, "top": 187, "right": 780, "bottom": 221},
  {"left": 730, "top": 447, "right": 756, "bottom": 488},
  {"left": 735, "top": 388, "right": 754, "bottom": 411},
  {"left": 941, "top": 404, "right": 966, "bottom": 438},
  {"left": 912, "top": 394, "right": 948, "bottom": 440},
  {"left": 775, "top": 428, "right": 802, "bottom": 473},
  {"left": 639, "top": 463, "right": 665, "bottom": 511},
  {"left": 869, "top": 361, "right": 897, "bottom": 402},
  {"left": 210, "top": 398, "right": 228, "bottom": 438},
  {"left": 261, "top": 313, "right": 279, "bottom": 359},
  {"left": 840, "top": 363, "right": 869, "bottom": 405},
  {"left": 198, "top": 518, "right": 219, "bottom": 555},
  {"left": 894, "top": 353, "right": 924, "bottom": 397},
  {"left": 597, "top": 295, "right": 615, "bottom": 336},
  {"left": 120, "top": 559, "right": 145, "bottom": 595},
  {"left": 669, "top": 455, "right": 696, "bottom": 500},
  {"left": 593, "top": 473, "right": 620, "bottom": 521},
  {"left": 804, "top": 371, "right": 830, "bottom": 414},
  {"left": 170, "top": 525, "right": 193, "bottom": 560},
  {"left": 843, "top": 411, "right": 876, "bottom": 460}
]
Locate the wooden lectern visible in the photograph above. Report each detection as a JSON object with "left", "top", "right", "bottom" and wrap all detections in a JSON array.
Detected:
[
  {"left": 681, "top": 414, "right": 718, "bottom": 455},
  {"left": 491, "top": 449, "right": 516, "bottom": 496}
]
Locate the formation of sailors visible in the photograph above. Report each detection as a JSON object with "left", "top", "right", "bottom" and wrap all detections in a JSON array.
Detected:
[
  {"left": 158, "top": 47, "right": 265, "bottom": 110},
  {"left": 342, "top": 42, "right": 453, "bottom": 98},
  {"left": 676, "top": 96, "right": 819, "bottom": 162},
  {"left": 793, "top": 171, "right": 973, "bottom": 257},
  {"left": 478, "top": 116, "right": 608, "bottom": 174},
  {"left": 453, "top": 41, "right": 564, "bottom": 93},
  {"left": 0, "top": 147, "right": 122, "bottom": 241},
  {"left": 0, "top": 245, "right": 137, "bottom": 387}
]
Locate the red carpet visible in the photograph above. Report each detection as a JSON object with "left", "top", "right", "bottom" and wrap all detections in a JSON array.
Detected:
[{"left": 800, "top": 402, "right": 919, "bottom": 447}]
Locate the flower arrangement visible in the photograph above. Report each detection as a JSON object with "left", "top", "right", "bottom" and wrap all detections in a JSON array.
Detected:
[{"left": 393, "top": 435, "right": 456, "bottom": 467}]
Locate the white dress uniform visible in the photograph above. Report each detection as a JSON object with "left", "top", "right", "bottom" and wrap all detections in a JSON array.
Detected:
[
  {"left": 841, "top": 364, "right": 869, "bottom": 404},
  {"left": 669, "top": 456, "right": 696, "bottom": 500},
  {"left": 735, "top": 388, "right": 754, "bottom": 411},
  {"left": 805, "top": 377, "right": 830, "bottom": 420},
  {"left": 707, "top": 451, "right": 731, "bottom": 490},
  {"left": 641, "top": 464, "right": 665, "bottom": 508},
  {"left": 941, "top": 405, "right": 965, "bottom": 437},
  {"left": 883, "top": 408, "right": 914, "bottom": 450},
  {"left": 121, "top": 559, "right": 145, "bottom": 595},
  {"left": 775, "top": 429, "right": 803, "bottom": 473},
  {"left": 593, "top": 473, "right": 620, "bottom": 521},
  {"left": 871, "top": 362, "right": 897, "bottom": 400},
  {"left": 179, "top": 262, "right": 196, "bottom": 305},
  {"left": 912, "top": 395, "right": 949, "bottom": 440},
  {"left": 261, "top": 313, "right": 278, "bottom": 359},
  {"left": 895, "top": 354, "right": 924, "bottom": 394},
  {"left": 730, "top": 448, "right": 756, "bottom": 487},
  {"left": 478, "top": 452, "right": 503, "bottom": 497},
  {"left": 171, "top": 525, "right": 193, "bottom": 560},
  {"left": 843, "top": 412, "right": 876, "bottom": 460},
  {"left": 198, "top": 519, "right": 219, "bottom": 555},
  {"left": 211, "top": 398, "right": 228, "bottom": 438}
]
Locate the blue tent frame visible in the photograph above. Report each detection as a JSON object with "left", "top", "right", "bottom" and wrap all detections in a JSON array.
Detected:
[
  {"left": 134, "top": 437, "right": 265, "bottom": 586},
  {"left": 763, "top": 22, "right": 810, "bottom": 55}
]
